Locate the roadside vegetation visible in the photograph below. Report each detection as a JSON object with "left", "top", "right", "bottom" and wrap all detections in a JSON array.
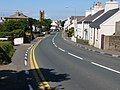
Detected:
[
  {"left": 0, "top": 18, "right": 52, "bottom": 64},
  {"left": 67, "top": 27, "right": 74, "bottom": 37},
  {"left": 0, "top": 41, "right": 15, "bottom": 64}
]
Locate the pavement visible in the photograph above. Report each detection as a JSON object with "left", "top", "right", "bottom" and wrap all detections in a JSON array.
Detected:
[
  {"left": 62, "top": 31, "right": 120, "bottom": 58},
  {"left": 0, "top": 37, "right": 43, "bottom": 90}
]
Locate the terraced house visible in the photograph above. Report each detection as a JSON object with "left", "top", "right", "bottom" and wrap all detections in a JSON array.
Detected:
[{"left": 89, "top": 0, "right": 120, "bottom": 49}]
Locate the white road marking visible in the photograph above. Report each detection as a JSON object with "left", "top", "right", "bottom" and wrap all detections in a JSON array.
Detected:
[
  {"left": 54, "top": 44, "right": 57, "bottom": 48},
  {"left": 53, "top": 42, "right": 55, "bottom": 45},
  {"left": 28, "top": 84, "right": 33, "bottom": 90},
  {"left": 26, "top": 51, "right": 28, "bottom": 54},
  {"left": 25, "top": 54, "right": 28, "bottom": 56},
  {"left": 52, "top": 40, "right": 54, "bottom": 43},
  {"left": 52, "top": 32, "right": 59, "bottom": 48},
  {"left": 24, "top": 60, "right": 28, "bottom": 66},
  {"left": 25, "top": 70, "right": 29, "bottom": 75},
  {"left": 25, "top": 56, "right": 27, "bottom": 60},
  {"left": 91, "top": 62, "right": 120, "bottom": 74},
  {"left": 58, "top": 48, "right": 65, "bottom": 52},
  {"left": 68, "top": 52, "right": 83, "bottom": 60}
]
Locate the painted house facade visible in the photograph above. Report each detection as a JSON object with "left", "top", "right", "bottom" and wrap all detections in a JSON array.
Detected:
[
  {"left": 77, "top": 2, "right": 104, "bottom": 40},
  {"left": 64, "top": 16, "right": 84, "bottom": 32},
  {"left": 89, "top": 0, "right": 120, "bottom": 49}
]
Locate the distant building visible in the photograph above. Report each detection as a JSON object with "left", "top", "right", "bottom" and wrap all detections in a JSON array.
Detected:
[
  {"left": 0, "top": 17, "right": 4, "bottom": 23},
  {"left": 4, "top": 11, "right": 29, "bottom": 21},
  {"left": 50, "top": 20, "right": 58, "bottom": 31},
  {"left": 40, "top": 10, "right": 45, "bottom": 21}
]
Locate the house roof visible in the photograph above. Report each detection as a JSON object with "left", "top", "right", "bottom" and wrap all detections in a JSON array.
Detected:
[
  {"left": 4, "top": 11, "right": 28, "bottom": 19},
  {"left": 70, "top": 16, "right": 85, "bottom": 21},
  {"left": 77, "top": 9, "right": 104, "bottom": 24},
  {"left": 84, "top": 9, "right": 104, "bottom": 23},
  {"left": 90, "top": 8, "right": 119, "bottom": 28},
  {"left": 77, "top": 14, "right": 91, "bottom": 24}
]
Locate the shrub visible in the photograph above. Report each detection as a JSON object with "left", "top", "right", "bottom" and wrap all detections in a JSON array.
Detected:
[
  {"left": 0, "top": 32, "right": 12, "bottom": 38},
  {"left": 0, "top": 41, "right": 15, "bottom": 64},
  {"left": 67, "top": 27, "right": 74, "bottom": 37},
  {"left": 12, "top": 29, "right": 23, "bottom": 38}
]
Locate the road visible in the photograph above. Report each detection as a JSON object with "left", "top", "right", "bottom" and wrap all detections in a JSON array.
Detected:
[{"left": 34, "top": 32, "right": 120, "bottom": 90}]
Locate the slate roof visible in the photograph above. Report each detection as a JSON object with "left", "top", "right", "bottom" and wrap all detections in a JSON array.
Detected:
[
  {"left": 77, "top": 9, "right": 104, "bottom": 24},
  {"left": 84, "top": 9, "right": 104, "bottom": 23},
  {"left": 77, "top": 14, "right": 91, "bottom": 24},
  {"left": 90, "top": 8, "right": 119, "bottom": 28},
  {"left": 70, "top": 16, "right": 85, "bottom": 21}
]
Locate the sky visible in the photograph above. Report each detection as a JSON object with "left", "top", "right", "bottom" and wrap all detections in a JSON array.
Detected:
[{"left": 0, "top": 0, "right": 119, "bottom": 20}]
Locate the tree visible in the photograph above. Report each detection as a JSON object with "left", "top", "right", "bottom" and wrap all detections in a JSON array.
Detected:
[
  {"left": 61, "top": 20, "right": 66, "bottom": 27},
  {"left": 0, "top": 24, "right": 7, "bottom": 32},
  {"left": 38, "top": 19, "right": 52, "bottom": 31},
  {"left": 28, "top": 18, "right": 39, "bottom": 29},
  {"left": 4, "top": 20, "right": 29, "bottom": 32}
]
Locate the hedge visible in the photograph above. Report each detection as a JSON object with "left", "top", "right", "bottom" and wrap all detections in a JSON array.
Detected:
[
  {"left": 0, "top": 29, "right": 23, "bottom": 38},
  {"left": 0, "top": 32, "right": 12, "bottom": 38},
  {"left": 0, "top": 41, "right": 15, "bottom": 64}
]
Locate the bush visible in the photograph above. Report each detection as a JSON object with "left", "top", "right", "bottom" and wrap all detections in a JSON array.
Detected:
[
  {"left": 0, "top": 32, "right": 12, "bottom": 38},
  {"left": 0, "top": 29, "right": 23, "bottom": 38},
  {"left": 0, "top": 42, "right": 15, "bottom": 64},
  {"left": 12, "top": 29, "right": 23, "bottom": 38},
  {"left": 67, "top": 27, "right": 74, "bottom": 37}
]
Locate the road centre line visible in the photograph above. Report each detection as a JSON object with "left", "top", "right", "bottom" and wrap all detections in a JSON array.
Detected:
[
  {"left": 54, "top": 44, "right": 57, "bottom": 48},
  {"left": 91, "top": 62, "right": 120, "bottom": 74},
  {"left": 56, "top": 32, "right": 120, "bottom": 75},
  {"left": 68, "top": 52, "right": 83, "bottom": 60},
  {"left": 30, "top": 38, "right": 51, "bottom": 90},
  {"left": 58, "top": 47, "right": 65, "bottom": 52},
  {"left": 53, "top": 33, "right": 84, "bottom": 60}
]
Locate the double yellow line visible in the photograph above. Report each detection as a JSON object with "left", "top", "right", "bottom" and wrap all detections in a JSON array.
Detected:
[{"left": 30, "top": 39, "right": 51, "bottom": 90}]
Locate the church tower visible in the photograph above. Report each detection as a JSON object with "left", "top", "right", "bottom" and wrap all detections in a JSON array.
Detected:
[{"left": 40, "top": 10, "right": 45, "bottom": 21}]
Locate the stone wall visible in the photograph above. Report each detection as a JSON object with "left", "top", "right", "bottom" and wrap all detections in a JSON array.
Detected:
[{"left": 104, "top": 36, "right": 120, "bottom": 52}]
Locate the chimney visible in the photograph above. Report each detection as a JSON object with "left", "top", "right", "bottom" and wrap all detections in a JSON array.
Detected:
[
  {"left": 85, "top": 8, "right": 92, "bottom": 17},
  {"left": 16, "top": 10, "right": 21, "bottom": 16},
  {"left": 105, "top": 0, "right": 119, "bottom": 12},
  {"left": 91, "top": 2, "right": 104, "bottom": 15}
]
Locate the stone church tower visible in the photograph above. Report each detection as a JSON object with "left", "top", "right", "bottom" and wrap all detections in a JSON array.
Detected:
[{"left": 40, "top": 10, "right": 45, "bottom": 21}]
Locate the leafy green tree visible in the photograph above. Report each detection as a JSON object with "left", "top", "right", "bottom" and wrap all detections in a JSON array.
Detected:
[
  {"left": 28, "top": 18, "right": 39, "bottom": 29},
  {"left": 0, "top": 24, "right": 7, "bottom": 32},
  {"left": 38, "top": 19, "right": 52, "bottom": 31},
  {"left": 4, "top": 20, "right": 29, "bottom": 31}
]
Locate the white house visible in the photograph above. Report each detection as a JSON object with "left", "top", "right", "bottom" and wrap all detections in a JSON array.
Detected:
[
  {"left": 77, "top": 2, "right": 104, "bottom": 40},
  {"left": 89, "top": 0, "right": 120, "bottom": 49},
  {"left": 50, "top": 20, "right": 58, "bottom": 31}
]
